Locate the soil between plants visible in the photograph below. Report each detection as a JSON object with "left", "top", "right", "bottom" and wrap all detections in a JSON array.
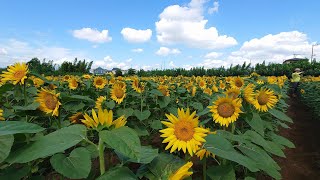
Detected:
[{"left": 259, "top": 98, "right": 320, "bottom": 180}]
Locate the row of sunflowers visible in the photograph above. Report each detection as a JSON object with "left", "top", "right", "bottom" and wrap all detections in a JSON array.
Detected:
[
  {"left": 0, "top": 63, "right": 294, "bottom": 180},
  {"left": 299, "top": 76, "right": 320, "bottom": 118}
]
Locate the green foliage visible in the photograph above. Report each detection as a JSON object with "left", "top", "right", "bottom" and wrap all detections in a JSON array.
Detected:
[
  {"left": 136, "top": 60, "right": 320, "bottom": 77},
  {"left": 6, "top": 125, "right": 87, "bottom": 163},
  {"left": 50, "top": 147, "right": 92, "bottom": 179}
]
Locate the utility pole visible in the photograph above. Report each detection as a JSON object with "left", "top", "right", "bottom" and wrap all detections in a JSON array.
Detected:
[{"left": 311, "top": 43, "right": 319, "bottom": 62}]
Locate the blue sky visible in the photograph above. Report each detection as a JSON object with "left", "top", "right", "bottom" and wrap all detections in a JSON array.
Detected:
[{"left": 0, "top": 0, "right": 319, "bottom": 70}]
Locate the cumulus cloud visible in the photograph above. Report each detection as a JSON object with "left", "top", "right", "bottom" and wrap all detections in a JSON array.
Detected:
[
  {"left": 72, "top": 28, "right": 112, "bottom": 43},
  {"left": 0, "top": 39, "right": 86, "bottom": 67},
  {"left": 121, "top": 28, "right": 152, "bottom": 43},
  {"left": 156, "top": 47, "right": 181, "bottom": 56},
  {"left": 131, "top": 48, "right": 144, "bottom": 53},
  {"left": 204, "top": 52, "right": 222, "bottom": 58},
  {"left": 208, "top": 1, "right": 219, "bottom": 14},
  {"left": 155, "top": 0, "right": 237, "bottom": 49},
  {"left": 229, "top": 31, "right": 317, "bottom": 65},
  {"left": 91, "top": 56, "right": 133, "bottom": 70}
]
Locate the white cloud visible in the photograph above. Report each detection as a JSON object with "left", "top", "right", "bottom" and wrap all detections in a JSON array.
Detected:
[
  {"left": 230, "top": 31, "right": 317, "bottom": 65},
  {"left": 72, "top": 28, "right": 112, "bottom": 43},
  {"left": 131, "top": 48, "right": 144, "bottom": 53},
  {"left": 92, "top": 56, "right": 133, "bottom": 70},
  {"left": 204, "top": 52, "right": 222, "bottom": 58},
  {"left": 156, "top": 47, "right": 181, "bottom": 56},
  {"left": 155, "top": 0, "right": 237, "bottom": 49},
  {"left": 0, "top": 39, "right": 86, "bottom": 67},
  {"left": 121, "top": 28, "right": 152, "bottom": 43},
  {"left": 169, "top": 61, "right": 176, "bottom": 67},
  {"left": 0, "top": 48, "right": 8, "bottom": 55},
  {"left": 208, "top": 1, "right": 219, "bottom": 14}
]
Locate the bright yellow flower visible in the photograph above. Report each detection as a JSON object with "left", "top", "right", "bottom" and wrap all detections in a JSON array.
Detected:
[
  {"left": 225, "top": 88, "right": 240, "bottom": 99},
  {"left": 0, "top": 109, "right": 4, "bottom": 121},
  {"left": 132, "top": 78, "right": 145, "bottom": 93},
  {"left": 160, "top": 108, "right": 209, "bottom": 156},
  {"left": 169, "top": 162, "right": 193, "bottom": 180},
  {"left": 62, "top": 75, "right": 71, "bottom": 82},
  {"left": 111, "top": 84, "right": 126, "bottom": 104},
  {"left": 199, "top": 79, "right": 207, "bottom": 89},
  {"left": 33, "top": 77, "right": 44, "bottom": 88},
  {"left": 231, "top": 76, "right": 244, "bottom": 89},
  {"left": 203, "top": 88, "right": 212, "bottom": 96},
  {"left": 35, "top": 88, "right": 61, "bottom": 116},
  {"left": 68, "top": 78, "right": 78, "bottom": 90},
  {"left": 212, "top": 85, "right": 219, "bottom": 92},
  {"left": 158, "top": 85, "right": 170, "bottom": 96},
  {"left": 219, "top": 80, "right": 226, "bottom": 90},
  {"left": 95, "top": 96, "right": 107, "bottom": 109},
  {"left": 300, "top": 89, "right": 305, "bottom": 94},
  {"left": 208, "top": 96, "right": 242, "bottom": 127},
  {"left": 82, "top": 74, "right": 91, "bottom": 79},
  {"left": 243, "top": 83, "right": 255, "bottom": 104},
  {"left": 253, "top": 88, "right": 278, "bottom": 112},
  {"left": 69, "top": 112, "right": 84, "bottom": 124},
  {"left": 93, "top": 76, "right": 107, "bottom": 89},
  {"left": 81, "top": 108, "right": 126, "bottom": 129},
  {"left": 1, "top": 62, "right": 28, "bottom": 85}
]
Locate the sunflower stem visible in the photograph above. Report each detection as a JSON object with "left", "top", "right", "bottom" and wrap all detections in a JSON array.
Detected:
[
  {"left": 203, "top": 157, "right": 207, "bottom": 180},
  {"left": 140, "top": 93, "right": 143, "bottom": 112},
  {"left": 23, "top": 82, "right": 27, "bottom": 106},
  {"left": 98, "top": 137, "right": 106, "bottom": 175}
]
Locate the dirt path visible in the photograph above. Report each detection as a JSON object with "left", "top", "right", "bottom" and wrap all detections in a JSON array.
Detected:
[{"left": 275, "top": 98, "right": 320, "bottom": 180}]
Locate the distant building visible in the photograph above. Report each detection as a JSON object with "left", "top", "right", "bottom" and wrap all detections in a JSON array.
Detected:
[
  {"left": 283, "top": 58, "right": 308, "bottom": 64},
  {"left": 93, "top": 67, "right": 107, "bottom": 75}
]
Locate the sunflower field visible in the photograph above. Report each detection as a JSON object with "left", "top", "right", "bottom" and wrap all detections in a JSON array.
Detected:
[
  {"left": 0, "top": 62, "right": 296, "bottom": 180},
  {"left": 299, "top": 76, "right": 320, "bottom": 118}
]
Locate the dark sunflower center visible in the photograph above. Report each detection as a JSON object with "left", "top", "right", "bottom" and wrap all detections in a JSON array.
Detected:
[
  {"left": 257, "top": 93, "right": 269, "bottom": 105},
  {"left": 45, "top": 95, "right": 58, "bottom": 110},
  {"left": 174, "top": 121, "right": 195, "bottom": 141},
  {"left": 115, "top": 89, "right": 124, "bottom": 98},
  {"left": 217, "top": 102, "right": 235, "bottom": 118},
  {"left": 14, "top": 70, "right": 25, "bottom": 79},
  {"left": 96, "top": 79, "right": 103, "bottom": 85},
  {"left": 235, "top": 80, "right": 243, "bottom": 88}
]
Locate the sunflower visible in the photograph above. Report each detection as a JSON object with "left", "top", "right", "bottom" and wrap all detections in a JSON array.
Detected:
[
  {"left": 93, "top": 76, "right": 107, "bottom": 89},
  {"left": 231, "top": 76, "right": 244, "bottom": 89},
  {"left": 203, "top": 88, "right": 212, "bottom": 96},
  {"left": 68, "top": 78, "right": 78, "bottom": 90},
  {"left": 169, "top": 162, "right": 193, "bottom": 180},
  {"left": 267, "top": 76, "right": 277, "bottom": 84},
  {"left": 253, "top": 88, "right": 278, "bottom": 112},
  {"left": 158, "top": 85, "right": 170, "bottom": 96},
  {"left": 69, "top": 112, "right": 84, "bottom": 124},
  {"left": 219, "top": 80, "right": 226, "bottom": 90},
  {"left": 191, "top": 86, "right": 196, "bottom": 97},
  {"left": 35, "top": 88, "right": 61, "bottom": 116},
  {"left": 300, "top": 89, "right": 305, "bottom": 94},
  {"left": 208, "top": 96, "right": 242, "bottom": 127},
  {"left": 225, "top": 88, "right": 240, "bottom": 99},
  {"left": 32, "top": 77, "right": 44, "bottom": 88},
  {"left": 132, "top": 78, "right": 145, "bottom": 93},
  {"left": 62, "top": 75, "right": 71, "bottom": 82},
  {"left": 82, "top": 74, "right": 91, "bottom": 79},
  {"left": 113, "top": 81, "right": 126, "bottom": 90},
  {"left": 1, "top": 62, "right": 28, "bottom": 85},
  {"left": 160, "top": 108, "right": 209, "bottom": 156},
  {"left": 0, "top": 109, "right": 4, "bottom": 121},
  {"left": 81, "top": 108, "right": 126, "bottom": 129},
  {"left": 111, "top": 84, "right": 126, "bottom": 104},
  {"left": 198, "top": 79, "right": 207, "bottom": 89},
  {"left": 243, "top": 83, "right": 255, "bottom": 104},
  {"left": 212, "top": 85, "right": 219, "bottom": 92},
  {"left": 95, "top": 96, "right": 107, "bottom": 109}
]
